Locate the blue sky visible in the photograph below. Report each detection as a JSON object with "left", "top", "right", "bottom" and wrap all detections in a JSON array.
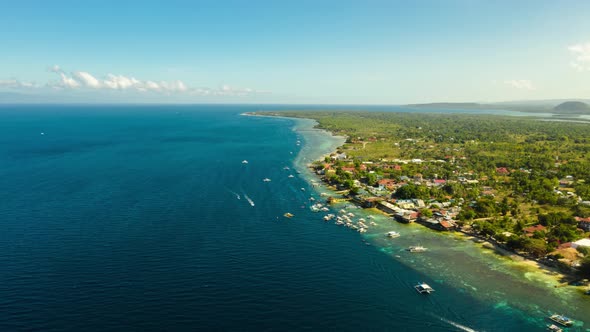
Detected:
[{"left": 1, "top": 0, "right": 590, "bottom": 104}]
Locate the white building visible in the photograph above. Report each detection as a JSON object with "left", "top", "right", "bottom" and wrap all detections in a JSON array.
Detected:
[{"left": 572, "top": 238, "right": 590, "bottom": 249}]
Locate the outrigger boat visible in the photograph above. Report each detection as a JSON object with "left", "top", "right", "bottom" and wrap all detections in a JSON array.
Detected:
[
  {"left": 546, "top": 324, "right": 562, "bottom": 332},
  {"left": 386, "top": 231, "right": 400, "bottom": 238},
  {"left": 408, "top": 245, "right": 427, "bottom": 253},
  {"left": 414, "top": 282, "right": 435, "bottom": 294},
  {"left": 549, "top": 314, "right": 573, "bottom": 327}
]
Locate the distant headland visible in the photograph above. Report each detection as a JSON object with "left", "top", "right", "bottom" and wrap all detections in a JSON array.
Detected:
[{"left": 406, "top": 99, "right": 590, "bottom": 115}]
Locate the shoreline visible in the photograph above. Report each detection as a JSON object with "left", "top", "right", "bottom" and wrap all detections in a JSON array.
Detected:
[{"left": 250, "top": 111, "right": 583, "bottom": 289}]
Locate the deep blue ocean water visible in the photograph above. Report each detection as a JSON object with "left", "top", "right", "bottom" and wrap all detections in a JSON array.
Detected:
[{"left": 0, "top": 105, "right": 586, "bottom": 331}]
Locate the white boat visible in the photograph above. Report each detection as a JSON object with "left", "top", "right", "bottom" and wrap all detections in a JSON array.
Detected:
[
  {"left": 263, "top": 178, "right": 271, "bottom": 182},
  {"left": 387, "top": 231, "right": 401, "bottom": 238},
  {"left": 288, "top": 174, "right": 295, "bottom": 178},
  {"left": 414, "top": 282, "right": 435, "bottom": 294},
  {"left": 547, "top": 324, "right": 563, "bottom": 332},
  {"left": 549, "top": 314, "right": 574, "bottom": 327},
  {"left": 408, "top": 246, "right": 427, "bottom": 252},
  {"left": 242, "top": 160, "right": 248, "bottom": 164}
]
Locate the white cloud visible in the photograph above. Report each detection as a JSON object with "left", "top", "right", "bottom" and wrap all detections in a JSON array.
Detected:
[
  {"left": 57, "top": 72, "right": 80, "bottom": 88},
  {"left": 568, "top": 43, "right": 590, "bottom": 71},
  {"left": 0, "top": 79, "right": 38, "bottom": 89},
  {"left": 504, "top": 79, "right": 535, "bottom": 90},
  {"left": 73, "top": 71, "right": 102, "bottom": 88},
  {"left": 1, "top": 66, "right": 267, "bottom": 97}
]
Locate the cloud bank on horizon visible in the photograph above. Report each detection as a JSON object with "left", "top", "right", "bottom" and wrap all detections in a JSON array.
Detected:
[{"left": 0, "top": 65, "right": 267, "bottom": 97}]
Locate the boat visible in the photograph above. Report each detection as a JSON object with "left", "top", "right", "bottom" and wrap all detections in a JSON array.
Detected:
[
  {"left": 549, "top": 314, "right": 573, "bottom": 327},
  {"left": 408, "top": 246, "right": 427, "bottom": 252},
  {"left": 284, "top": 213, "right": 294, "bottom": 218},
  {"left": 546, "top": 324, "right": 563, "bottom": 332},
  {"left": 242, "top": 160, "right": 248, "bottom": 164},
  {"left": 414, "top": 282, "right": 435, "bottom": 294},
  {"left": 288, "top": 174, "right": 294, "bottom": 178},
  {"left": 387, "top": 231, "right": 400, "bottom": 238},
  {"left": 263, "top": 178, "right": 271, "bottom": 182}
]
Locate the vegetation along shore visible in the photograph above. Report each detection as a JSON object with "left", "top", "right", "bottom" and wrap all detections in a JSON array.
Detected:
[{"left": 255, "top": 110, "right": 590, "bottom": 293}]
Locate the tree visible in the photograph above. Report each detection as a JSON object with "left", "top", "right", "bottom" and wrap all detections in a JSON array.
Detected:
[
  {"left": 523, "top": 238, "right": 547, "bottom": 258},
  {"left": 420, "top": 208, "right": 433, "bottom": 218},
  {"left": 474, "top": 197, "right": 497, "bottom": 218},
  {"left": 578, "top": 256, "right": 590, "bottom": 279},
  {"left": 458, "top": 208, "right": 476, "bottom": 221},
  {"left": 576, "top": 246, "right": 589, "bottom": 256},
  {"left": 366, "top": 173, "right": 377, "bottom": 186}
]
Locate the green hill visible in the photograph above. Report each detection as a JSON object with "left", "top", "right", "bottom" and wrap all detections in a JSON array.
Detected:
[{"left": 553, "top": 101, "right": 590, "bottom": 114}]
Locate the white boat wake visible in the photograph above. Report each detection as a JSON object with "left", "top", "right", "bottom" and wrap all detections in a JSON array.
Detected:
[
  {"left": 436, "top": 316, "right": 478, "bottom": 332},
  {"left": 226, "top": 189, "right": 241, "bottom": 200},
  {"left": 244, "top": 194, "right": 255, "bottom": 207}
]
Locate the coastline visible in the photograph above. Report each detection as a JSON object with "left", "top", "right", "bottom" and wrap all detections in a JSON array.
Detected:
[
  {"left": 252, "top": 111, "right": 582, "bottom": 288},
  {"left": 251, "top": 111, "right": 590, "bottom": 328}
]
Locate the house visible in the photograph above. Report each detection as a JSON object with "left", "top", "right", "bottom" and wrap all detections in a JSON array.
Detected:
[
  {"left": 413, "top": 199, "right": 426, "bottom": 208},
  {"left": 331, "top": 153, "right": 347, "bottom": 161},
  {"left": 382, "top": 164, "right": 402, "bottom": 171},
  {"left": 496, "top": 167, "right": 510, "bottom": 175},
  {"left": 432, "top": 179, "right": 446, "bottom": 186},
  {"left": 395, "top": 199, "right": 416, "bottom": 209},
  {"left": 377, "top": 178, "right": 396, "bottom": 190},
  {"left": 524, "top": 224, "right": 546, "bottom": 236},
  {"left": 572, "top": 238, "right": 590, "bottom": 249},
  {"left": 341, "top": 166, "right": 356, "bottom": 173},
  {"left": 395, "top": 210, "right": 418, "bottom": 223},
  {"left": 377, "top": 201, "right": 401, "bottom": 214}
]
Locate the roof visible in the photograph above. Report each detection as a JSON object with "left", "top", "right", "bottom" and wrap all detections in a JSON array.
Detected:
[
  {"left": 496, "top": 167, "right": 510, "bottom": 174},
  {"left": 573, "top": 238, "right": 590, "bottom": 247},
  {"left": 440, "top": 220, "right": 454, "bottom": 228},
  {"left": 524, "top": 224, "right": 546, "bottom": 233}
]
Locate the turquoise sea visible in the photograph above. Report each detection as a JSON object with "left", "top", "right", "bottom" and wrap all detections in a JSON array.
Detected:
[{"left": 0, "top": 104, "right": 588, "bottom": 331}]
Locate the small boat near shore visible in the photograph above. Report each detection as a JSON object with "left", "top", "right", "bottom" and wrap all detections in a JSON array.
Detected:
[
  {"left": 414, "top": 282, "right": 435, "bottom": 294},
  {"left": 387, "top": 231, "right": 400, "bottom": 238},
  {"left": 408, "top": 246, "right": 427, "bottom": 253},
  {"left": 549, "top": 314, "right": 573, "bottom": 327},
  {"left": 546, "top": 324, "right": 563, "bottom": 332},
  {"left": 263, "top": 178, "right": 271, "bottom": 182},
  {"left": 284, "top": 212, "right": 294, "bottom": 218}
]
